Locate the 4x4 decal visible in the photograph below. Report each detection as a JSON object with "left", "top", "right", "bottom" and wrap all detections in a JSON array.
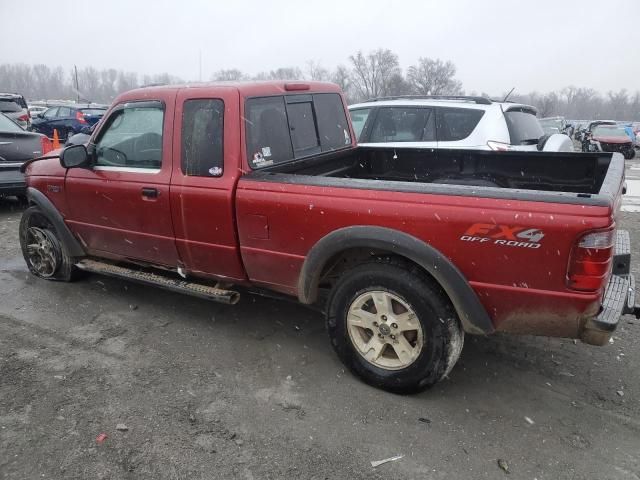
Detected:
[{"left": 460, "top": 223, "right": 544, "bottom": 249}]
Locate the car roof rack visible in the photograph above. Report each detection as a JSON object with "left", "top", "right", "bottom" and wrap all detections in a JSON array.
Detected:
[{"left": 365, "top": 95, "right": 492, "bottom": 105}]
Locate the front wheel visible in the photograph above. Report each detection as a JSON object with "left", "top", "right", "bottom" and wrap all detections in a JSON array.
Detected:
[
  {"left": 19, "top": 206, "right": 78, "bottom": 281},
  {"left": 326, "top": 259, "right": 464, "bottom": 394}
]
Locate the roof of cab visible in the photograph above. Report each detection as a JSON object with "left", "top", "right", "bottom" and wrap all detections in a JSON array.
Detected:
[{"left": 116, "top": 81, "right": 342, "bottom": 103}]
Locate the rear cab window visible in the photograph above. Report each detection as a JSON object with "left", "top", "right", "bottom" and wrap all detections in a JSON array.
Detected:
[
  {"left": 504, "top": 108, "right": 544, "bottom": 145},
  {"left": 245, "top": 93, "right": 351, "bottom": 169}
]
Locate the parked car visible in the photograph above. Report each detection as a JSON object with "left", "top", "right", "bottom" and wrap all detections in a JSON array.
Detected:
[
  {"left": 31, "top": 104, "right": 107, "bottom": 140},
  {"left": 0, "top": 93, "right": 30, "bottom": 129},
  {"left": 64, "top": 123, "right": 96, "bottom": 146},
  {"left": 28, "top": 105, "right": 48, "bottom": 118},
  {"left": 348, "top": 96, "right": 574, "bottom": 152},
  {"left": 539, "top": 116, "right": 569, "bottom": 136},
  {"left": 19, "top": 81, "right": 635, "bottom": 393},
  {"left": 582, "top": 122, "right": 635, "bottom": 159},
  {"left": 0, "top": 112, "right": 52, "bottom": 199}
]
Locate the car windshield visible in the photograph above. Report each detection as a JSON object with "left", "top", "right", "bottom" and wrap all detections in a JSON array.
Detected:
[
  {"left": 593, "top": 126, "right": 629, "bottom": 138},
  {"left": 0, "top": 112, "right": 23, "bottom": 132},
  {"left": 504, "top": 110, "right": 544, "bottom": 144},
  {"left": 0, "top": 100, "right": 22, "bottom": 113}
]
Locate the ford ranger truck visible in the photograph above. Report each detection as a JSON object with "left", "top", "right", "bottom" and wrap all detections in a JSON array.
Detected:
[{"left": 19, "top": 82, "right": 637, "bottom": 393}]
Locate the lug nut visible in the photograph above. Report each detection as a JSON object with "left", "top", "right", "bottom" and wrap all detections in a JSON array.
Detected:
[
  {"left": 381, "top": 315, "right": 387, "bottom": 321},
  {"left": 378, "top": 333, "right": 384, "bottom": 338},
  {"left": 373, "top": 321, "right": 378, "bottom": 327},
  {"left": 390, "top": 334, "right": 396, "bottom": 340},
  {"left": 391, "top": 323, "right": 398, "bottom": 329}
]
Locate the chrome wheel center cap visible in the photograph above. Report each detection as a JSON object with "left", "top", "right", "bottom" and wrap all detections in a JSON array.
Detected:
[{"left": 378, "top": 323, "right": 391, "bottom": 336}]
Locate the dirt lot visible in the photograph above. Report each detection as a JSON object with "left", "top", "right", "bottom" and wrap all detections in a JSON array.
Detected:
[{"left": 1, "top": 192, "right": 640, "bottom": 479}]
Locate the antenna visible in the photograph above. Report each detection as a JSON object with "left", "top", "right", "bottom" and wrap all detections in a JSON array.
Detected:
[
  {"left": 502, "top": 87, "right": 515, "bottom": 102},
  {"left": 74, "top": 65, "right": 80, "bottom": 103}
]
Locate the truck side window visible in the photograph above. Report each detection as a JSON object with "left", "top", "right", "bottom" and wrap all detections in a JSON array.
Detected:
[
  {"left": 246, "top": 93, "right": 351, "bottom": 169},
  {"left": 313, "top": 93, "right": 351, "bottom": 150},
  {"left": 181, "top": 99, "right": 224, "bottom": 177},
  {"left": 95, "top": 104, "right": 164, "bottom": 170},
  {"left": 245, "top": 96, "right": 294, "bottom": 168}
]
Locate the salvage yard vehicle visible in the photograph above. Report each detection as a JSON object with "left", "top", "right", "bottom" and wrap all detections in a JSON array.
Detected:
[
  {"left": 31, "top": 104, "right": 106, "bottom": 141},
  {"left": 582, "top": 122, "right": 636, "bottom": 159},
  {"left": 0, "top": 93, "right": 31, "bottom": 129},
  {"left": 348, "top": 96, "right": 574, "bottom": 152},
  {"left": 18, "top": 81, "right": 638, "bottom": 393},
  {"left": 0, "top": 112, "right": 52, "bottom": 199}
]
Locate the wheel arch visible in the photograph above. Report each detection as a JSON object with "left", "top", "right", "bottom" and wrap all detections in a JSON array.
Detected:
[
  {"left": 298, "top": 226, "right": 494, "bottom": 335},
  {"left": 26, "top": 187, "right": 85, "bottom": 257}
]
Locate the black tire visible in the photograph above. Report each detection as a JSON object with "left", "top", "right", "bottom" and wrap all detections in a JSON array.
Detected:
[
  {"left": 19, "top": 206, "right": 78, "bottom": 281},
  {"left": 326, "top": 258, "right": 464, "bottom": 394},
  {"left": 623, "top": 148, "right": 636, "bottom": 160}
]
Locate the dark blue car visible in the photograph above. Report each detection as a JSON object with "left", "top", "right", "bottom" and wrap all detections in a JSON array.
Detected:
[{"left": 31, "top": 105, "right": 107, "bottom": 140}]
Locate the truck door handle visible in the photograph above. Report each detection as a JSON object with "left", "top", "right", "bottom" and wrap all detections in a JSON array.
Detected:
[{"left": 141, "top": 187, "right": 159, "bottom": 198}]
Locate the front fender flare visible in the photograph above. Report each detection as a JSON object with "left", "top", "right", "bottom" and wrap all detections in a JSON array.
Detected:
[
  {"left": 298, "top": 226, "right": 494, "bottom": 335},
  {"left": 27, "top": 187, "right": 85, "bottom": 257}
]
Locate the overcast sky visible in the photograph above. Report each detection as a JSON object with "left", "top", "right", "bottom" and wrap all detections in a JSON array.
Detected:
[{"left": 1, "top": 0, "right": 637, "bottom": 95}]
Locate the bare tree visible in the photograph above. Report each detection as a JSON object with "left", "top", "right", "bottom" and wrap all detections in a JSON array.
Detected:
[
  {"left": 407, "top": 58, "right": 462, "bottom": 95},
  {"left": 348, "top": 49, "right": 400, "bottom": 101},
  {"left": 268, "top": 67, "right": 303, "bottom": 80},
  {"left": 331, "top": 65, "right": 354, "bottom": 102},
  {"left": 608, "top": 89, "right": 629, "bottom": 119},
  {"left": 212, "top": 69, "right": 245, "bottom": 81},
  {"left": 306, "top": 61, "right": 329, "bottom": 81}
]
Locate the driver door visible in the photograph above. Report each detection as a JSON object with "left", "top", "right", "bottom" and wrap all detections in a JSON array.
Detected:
[{"left": 65, "top": 93, "right": 180, "bottom": 267}]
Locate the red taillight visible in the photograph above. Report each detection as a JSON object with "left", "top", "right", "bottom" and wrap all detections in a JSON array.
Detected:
[
  {"left": 18, "top": 113, "right": 29, "bottom": 122},
  {"left": 567, "top": 229, "right": 615, "bottom": 291},
  {"left": 40, "top": 135, "right": 53, "bottom": 155},
  {"left": 75, "top": 110, "right": 87, "bottom": 124}
]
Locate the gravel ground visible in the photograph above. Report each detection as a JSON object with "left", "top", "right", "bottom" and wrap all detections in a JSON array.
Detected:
[{"left": 1, "top": 182, "right": 639, "bottom": 479}]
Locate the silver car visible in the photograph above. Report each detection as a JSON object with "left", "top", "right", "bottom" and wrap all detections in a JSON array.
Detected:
[{"left": 0, "top": 93, "right": 30, "bottom": 129}]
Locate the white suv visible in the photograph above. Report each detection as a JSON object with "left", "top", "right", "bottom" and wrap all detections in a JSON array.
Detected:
[{"left": 348, "top": 96, "right": 573, "bottom": 152}]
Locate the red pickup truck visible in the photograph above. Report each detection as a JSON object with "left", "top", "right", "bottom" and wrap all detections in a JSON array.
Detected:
[{"left": 19, "top": 82, "right": 637, "bottom": 393}]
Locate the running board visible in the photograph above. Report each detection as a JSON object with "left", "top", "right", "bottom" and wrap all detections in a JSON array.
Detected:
[{"left": 75, "top": 259, "right": 240, "bottom": 305}]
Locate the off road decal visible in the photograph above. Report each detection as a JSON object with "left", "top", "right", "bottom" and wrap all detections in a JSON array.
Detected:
[{"left": 460, "top": 223, "right": 544, "bottom": 249}]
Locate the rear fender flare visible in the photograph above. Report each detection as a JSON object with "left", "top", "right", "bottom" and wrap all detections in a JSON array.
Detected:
[
  {"left": 26, "top": 187, "right": 85, "bottom": 257},
  {"left": 298, "top": 226, "right": 494, "bottom": 335}
]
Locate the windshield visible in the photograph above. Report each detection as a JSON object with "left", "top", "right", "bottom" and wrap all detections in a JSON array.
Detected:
[
  {"left": 0, "top": 112, "right": 23, "bottom": 132},
  {"left": 504, "top": 110, "right": 544, "bottom": 144},
  {"left": 0, "top": 100, "right": 22, "bottom": 113},
  {"left": 592, "top": 125, "right": 629, "bottom": 138}
]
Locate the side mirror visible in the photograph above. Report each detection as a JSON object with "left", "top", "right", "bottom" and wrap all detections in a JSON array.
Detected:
[
  {"left": 80, "top": 125, "right": 92, "bottom": 134},
  {"left": 60, "top": 144, "right": 90, "bottom": 169},
  {"left": 37, "top": 113, "right": 44, "bottom": 118}
]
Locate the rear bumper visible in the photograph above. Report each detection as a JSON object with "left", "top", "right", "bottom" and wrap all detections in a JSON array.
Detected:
[
  {"left": 581, "top": 230, "right": 637, "bottom": 345},
  {"left": 0, "top": 167, "right": 26, "bottom": 196}
]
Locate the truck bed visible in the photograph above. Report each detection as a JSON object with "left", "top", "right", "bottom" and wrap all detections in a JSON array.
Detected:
[{"left": 249, "top": 147, "right": 623, "bottom": 207}]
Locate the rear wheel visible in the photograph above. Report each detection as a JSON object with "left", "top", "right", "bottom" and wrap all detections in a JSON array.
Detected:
[
  {"left": 19, "top": 206, "right": 78, "bottom": 281},
  {"left": 326, "top": 259, "right": 463, "bottom": 393}
]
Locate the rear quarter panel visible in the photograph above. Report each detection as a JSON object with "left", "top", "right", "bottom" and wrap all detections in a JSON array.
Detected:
[{"left": 236, "top": 179, "right": 612, "bottom": 334}]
